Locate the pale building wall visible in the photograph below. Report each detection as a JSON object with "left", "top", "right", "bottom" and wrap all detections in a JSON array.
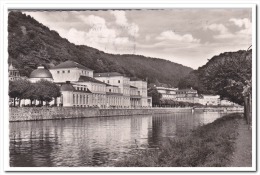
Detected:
[
  {"left": 198, "top": 95, "right": 220, "bottom": 106},
  {"left": 130, "top": 80, "right": 147, "bottom": 97},
  {"left": 30, "top": 77, "right": 53, "bottom": 83},
  {"left": 50, "top": 68, "right": 94, "bottom": 83}
]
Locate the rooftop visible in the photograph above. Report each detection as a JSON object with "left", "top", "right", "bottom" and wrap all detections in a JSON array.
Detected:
[
  {"left": 8, "top": 64, "right": 18, "bottom": 71},
  {"left": 29, "top": 66, "right": 53, "bottom": 79},
  {"left": 94, "top": 72, "right": 123, "bottom": 77},
  {"left": 50, "top": 60, "right": 93, "bottom": 71},
  {"left": 78, "top": 76, "right": 107, "bottom": 85},
  {"left": 130, "top": 77, "right": 145, "bottom": 81},
  {"left": 130, "top": 85, "right": 138, "bottom": 89}
]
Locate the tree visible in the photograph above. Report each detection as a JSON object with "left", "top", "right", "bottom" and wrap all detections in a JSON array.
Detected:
[
  {"left": 9, "top": 79, "right": 31, "bottom": 106},
  {"left": 199, "top": 50, "right": 251, "bottom": 105},
  {"left": 34, "top": 80, "right": 61, "bottom": 106},
  {"left": 22, "top": 83, "right": 38, "bottom": 105},
  {"left": 148, "top": 87, "right": 162, "bottom": 106}
]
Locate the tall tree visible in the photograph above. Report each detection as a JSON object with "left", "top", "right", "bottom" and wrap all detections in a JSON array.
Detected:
[
  {"left": 9, "top": 79, "right": 31, "bottom": 106},
  {"left": 148, "top": 87, "right": 162, "bottom": 106}
]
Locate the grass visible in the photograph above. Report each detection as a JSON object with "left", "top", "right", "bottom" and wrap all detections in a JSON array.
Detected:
[{"left": 115, "top": 113, "right": 242, "bottom": 167}]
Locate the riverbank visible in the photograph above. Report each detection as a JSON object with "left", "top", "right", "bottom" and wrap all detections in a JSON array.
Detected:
[
  {"left": 9, "top": 107, "right": 190, "bottom": 122},
  {"left": 9, "top": 107, "right": 244, "bottom": 122},
  {"left": 115, "top": 113, "right": 249, "bottom": 167}
]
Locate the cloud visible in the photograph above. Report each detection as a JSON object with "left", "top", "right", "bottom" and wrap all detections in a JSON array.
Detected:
[
  {"left": 110, "top": 11, "right": 128, "bottom": 26},
  {"left": 156, "top": 30, "right": 200, "bottom": 43},
  {"left": 229, "top": 18, "right": 251, "bottom": 28},
  {"left": 205, "top": 23, "right": 228, "bottom": 34},
  {"left": 229, "top": 18, "right": 252, "bottom": 35},
  {"left": 204, "top": 23, "right": 234, "bottom": 39},
  {"left": 110, "top": 10, "right": 139, "bottom": 37}
]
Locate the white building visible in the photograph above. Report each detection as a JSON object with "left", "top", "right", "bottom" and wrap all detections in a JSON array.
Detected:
[
  {"left": 156, "top": 86, "right": 179, "bottom": 99},
  {"left": 198, "top": 94, "right": 220, "bottom": 106},
  {"left": 220, "top": 99, "right": 240, "bottom": 106}
]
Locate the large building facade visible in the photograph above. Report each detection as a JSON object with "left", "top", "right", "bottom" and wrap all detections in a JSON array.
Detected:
[{"left": 44, "top": 61, "right": 152, "bottom": 108}]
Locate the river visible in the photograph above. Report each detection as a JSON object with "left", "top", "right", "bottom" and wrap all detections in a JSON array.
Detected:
[{"left": 9, "top": 111, "right": 231, "bottom": 167}]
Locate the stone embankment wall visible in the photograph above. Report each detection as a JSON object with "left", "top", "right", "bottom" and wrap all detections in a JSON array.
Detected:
[{"left": 9, "top": 107, "right": 191, "bottom": 122}]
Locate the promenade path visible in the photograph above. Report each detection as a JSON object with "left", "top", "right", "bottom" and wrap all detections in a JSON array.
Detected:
[{"left": 230, "top": 118, "right": 252, "bottom": 167}]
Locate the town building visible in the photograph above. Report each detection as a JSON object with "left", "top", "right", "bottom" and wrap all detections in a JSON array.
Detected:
[
  {"left": 175, "top": 88, "right": 199, "bottom": 103},
  {"left": 8, "top": 64, "right": 20, "bottom": 81},
  {"left": 220, "top": 99, "right": 240, "bottom": 106},
  {"left": 44, "top": 61, "right": 152, "bottom": 108},
  {"left": 155, "top": 86, "right": 179, "bottom": 100},
  {"left": 198, "top": 94, "right": 220, "bottom": 106}
]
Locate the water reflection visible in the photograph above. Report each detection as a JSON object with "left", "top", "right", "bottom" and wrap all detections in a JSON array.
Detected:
[{"left": 10, "top": 111, "right": 230, "bottom": 167}]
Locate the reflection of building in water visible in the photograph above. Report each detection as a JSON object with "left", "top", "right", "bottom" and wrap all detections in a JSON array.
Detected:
[
  {"left": 174, "top": 113, "right": 202, "bottom": 136},
  {"left": 10, "top": 121, "right": 59, "bottom": 167},
  {"left": 130, "top": 116, "right": 151, "bottom": 146},
  {"left": 148, "top": 114, "right": 178, "bottom": 146}
]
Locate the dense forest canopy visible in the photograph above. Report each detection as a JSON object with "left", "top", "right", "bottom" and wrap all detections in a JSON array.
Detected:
[
  {"left": 178, "top": 50, "right": 252, "bottom": 105},
  {"left": 8, "top": 11, "right": 193, "bottom": 87}
]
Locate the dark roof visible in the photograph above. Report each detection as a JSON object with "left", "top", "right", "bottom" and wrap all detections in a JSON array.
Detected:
[
  {"left": 78, "top": 76, "right": 107, "bottom": 85},
  {"left": 130, "top": 85, "right": 138, "bottom": 89},
  {"left": 50, "top": 60, "right": 93, "bottom": 71},
  {"left": 106, "top": 92, "right": 123, "bottom": 96},
  {"left": 106, "top": 84, "right": 119, "bottom": 87},
  {"left": 60, "top": 83, "right": 75, "bottom": 91},
  {"left": 130, "top": 77, "right": 144, "bottom": 81},
  {"left": 30, "top": 66, "right": 53, "bottom": 79},
  {"left": 94, "top": 72, "right": 123, "bottom": 77},
  {"left": 176, "top": 89, "right": 197, "bottom": 92}
]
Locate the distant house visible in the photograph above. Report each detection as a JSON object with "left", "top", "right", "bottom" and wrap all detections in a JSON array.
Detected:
[
  {"left": 220, "top": 99, "right": 240, "bottom": 106},
  {"left": 8, "top": 64, "right": 20, "bottom": 81},
  {"left": 198, "top": 94, "right": 220, "bottom": 106},
  {"left": 175, "top": 88, "right": 199, "bottom": 103},
  {"left": 156, "top": 86, "right": 179, "bottom": 100}
]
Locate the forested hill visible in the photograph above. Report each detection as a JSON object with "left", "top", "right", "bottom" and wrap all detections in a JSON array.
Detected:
[
  {"left": 178, "top": 50, "right": 252, "bottom": 104},
  {"left": 8, "top": 11, "right": 193, "bottom": 87}
]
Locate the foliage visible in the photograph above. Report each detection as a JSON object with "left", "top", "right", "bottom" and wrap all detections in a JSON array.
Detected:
[
  {"left": 115, "top": 113, "right": 241, "bottom": 167},
  {"left": 34, "top": 80, "right": 61, "bottom": 104},
  {"left": 159, "top": 99, "right": 203, "bottom": 107},
  {"left": 9, "top": 79, "right": 61, "bottom": 106},
  {"left": 147, "top": 87, "right": 162, "bottom": 106},
  {"left": 9, "top": 79, "right": 31, "bottom": 106},
  {"left": 178, "top": 50, "right": 252, "bottom": 105},
  {"left": 8, "top": 11, "right": 192, "bottom": 87}
]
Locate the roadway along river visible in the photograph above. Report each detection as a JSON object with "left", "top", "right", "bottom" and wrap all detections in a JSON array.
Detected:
[{"left": 10, "top": 111, "right": 231, "bottom": 167}]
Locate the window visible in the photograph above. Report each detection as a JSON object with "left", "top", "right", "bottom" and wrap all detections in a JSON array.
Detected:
[
  {"left": 62, "top": 70, "right": 65, "bottom": 73},
  {"left": 109, "top": 89, "right": 111, "bottom": 92},
  {"left": 57, "top": 71, "right": 60, "bottom": 74},
  {"left": 118, "top": 80, "right": 120, "bottom": 83},
  {"left": 68, "top": 70, "right": 70, "bottom": 73},
  {"left": 107, "top": 80, "right": 109, "bottom": 83}
]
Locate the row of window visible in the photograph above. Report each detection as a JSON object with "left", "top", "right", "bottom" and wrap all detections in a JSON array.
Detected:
[
  {"left": 57, "top": 70, "right": 90, "bottom": 75},
  {"left": 103, "top": 80, "right": 121, "bottom": 84},
  {"left": 57, "top": 70, "right": 70, "bottom": 74},
  {"left": 73, "top": 94, "right": 89, "bottom": 105}
]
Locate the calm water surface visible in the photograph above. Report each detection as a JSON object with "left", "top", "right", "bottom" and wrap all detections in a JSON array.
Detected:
[{"left": 10, "top": 111, "right": 230, "bottom": 167}]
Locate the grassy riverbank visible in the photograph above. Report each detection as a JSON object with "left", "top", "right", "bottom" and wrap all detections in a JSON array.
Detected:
[{"left": 116, "top": 113, "right": 242, "bottom": 167}]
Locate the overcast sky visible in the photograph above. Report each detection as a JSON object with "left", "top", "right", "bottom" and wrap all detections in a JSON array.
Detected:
[{"left": 23, "top": 9, "right": 252, "bottom": 69}]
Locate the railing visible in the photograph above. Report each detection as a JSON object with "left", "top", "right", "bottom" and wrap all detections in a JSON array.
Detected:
[{"left": 244, "top": 94, "right": 252, "bottom": 127}]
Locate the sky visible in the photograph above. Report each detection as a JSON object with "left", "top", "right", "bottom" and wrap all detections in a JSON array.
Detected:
[{"left": 23, "top": 9, "right": 252, "bottom": 69}]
